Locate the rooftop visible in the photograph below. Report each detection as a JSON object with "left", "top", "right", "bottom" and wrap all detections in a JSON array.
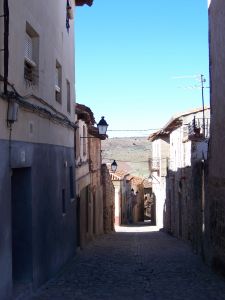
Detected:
[
  {"left": 75, "top": 0, "right": 93, "bottom": 6},
  {"left": 148, "top": 107, "right": 210, "bottom": 142}
]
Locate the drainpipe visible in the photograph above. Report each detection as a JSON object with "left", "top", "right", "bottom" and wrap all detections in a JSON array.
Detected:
[
  {"left": 1, "top": 0, "right": 11, "bottom": 168},
  {"left": 3, "top": 0, "right": 9, "bottom": 95}
]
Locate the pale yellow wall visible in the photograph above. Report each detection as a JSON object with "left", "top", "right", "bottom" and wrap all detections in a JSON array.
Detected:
[
  {"left": 0, "top": 0, "right": 76, "bottom": 147},
  {"left": 0, "top": 101, "right": 74, "bottom": 147},
  {"left": 76, "top": 172, "right": 91, "bottom": 194},
  {"left": 76, "top": 119, "right": 89, "bottom": 163},
  {"left": 114, "top": 186, "right": 120, "bottom": 219},
  {"left": 6, "top": 0, "right": 75, "bottom": 120}
]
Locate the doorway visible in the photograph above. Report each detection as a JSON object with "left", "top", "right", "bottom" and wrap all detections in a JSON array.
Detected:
[
  {"left": 93, "top": 193, "right": 96, "bottom": 235},
  {"left": 11, "top": 168, "right": 33, "bottom": 286},
  {"left": 76, "top": 196, "right": 81, "bottom": 247},
  {"left": 178, "top": 191, "right": 182, "bottom": 238}
]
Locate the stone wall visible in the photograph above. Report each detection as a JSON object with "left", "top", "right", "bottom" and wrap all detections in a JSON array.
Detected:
[
  {"left": 89, "top": 137, "right": 103, "bottom": 236},
  {"left": 205, "top": 173, "right": 225, "bottom": 273},
  {"left": 164, "top": 161, "right": 205, "bottom": 255},
  {"left": 205, "top": 0, "right": 225, "bottom": 273},
  {"left": 101, "top": 164, "right": 115, "bottom": 233}
]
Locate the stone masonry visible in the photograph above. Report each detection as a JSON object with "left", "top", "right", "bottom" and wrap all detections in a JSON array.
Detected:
[
  {"left": 22, "top": 224, "right": 225, "bottom": 300},
  {"left": 101, "top": 164, "right": 115, "bottom": 233}
]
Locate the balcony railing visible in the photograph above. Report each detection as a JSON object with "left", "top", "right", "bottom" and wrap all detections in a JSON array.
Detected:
[
  {"left": 149, "top": 158, "right": 160, "bottom": 171},
  {"left": 184, "top": 117, "right": 210, "bottom": 140}
]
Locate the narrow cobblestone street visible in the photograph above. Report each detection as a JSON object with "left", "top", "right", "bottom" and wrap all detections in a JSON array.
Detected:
[{"left": 29, "top": 224, "right": 225, "bottom": 300}]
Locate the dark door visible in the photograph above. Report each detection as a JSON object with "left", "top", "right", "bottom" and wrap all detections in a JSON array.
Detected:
[
  {"left": 168, "top": 189, "right": 172, "bottom": 232},
  {"left": 93, "top": 193, "right": 96, "bottom": 235},
  {"left": 76, "top": 196, "right": 81, "bottom": 247},
  {"left": 178, "top": 192, "right": 182, "bottom": 238},
  {"left": 11, "top": 167, "right": 33, "bottom": 282}
]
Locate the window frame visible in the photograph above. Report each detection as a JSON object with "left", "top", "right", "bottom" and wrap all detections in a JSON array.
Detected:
[
  {"left": 66, "top": 80, "right": 71, "bottom": 113},
  {"left": 55, "top": 60, "right": 62, "bottom": 103},
  {"left": 24, "top": 22, "right": 39, "bottom": 85}
]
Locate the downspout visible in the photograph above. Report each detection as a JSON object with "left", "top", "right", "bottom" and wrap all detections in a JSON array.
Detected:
[
  {"left": 3, "top": 0, "right": 9, "bottom": 95},
  {"left": 2, "top": 0, "right": 11, "bottom": 168}
]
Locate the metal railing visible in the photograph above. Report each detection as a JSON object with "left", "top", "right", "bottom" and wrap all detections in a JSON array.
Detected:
[{"left": 184, "top": 117, "right": 210, "bottom": 139}]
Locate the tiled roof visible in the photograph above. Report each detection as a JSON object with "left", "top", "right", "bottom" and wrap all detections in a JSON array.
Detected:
[
  {"left": 126, "top": 175, "right": 134, "bottom": 181},
  {"left": 107, "top": 164, "right": 129, "bottom": 180},
  {"left": 130, "top": 176, "right": 143, "bottom": 185},
  {"left": 76, "top": 103, "right": 95, "bottom": 125}
]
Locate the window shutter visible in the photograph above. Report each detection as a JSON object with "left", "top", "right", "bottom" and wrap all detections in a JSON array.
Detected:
[
  {"left": 55, "top": 67, "right": 60, "bottom": 87},
  {"left": 25, "top": 33, "right": 33, "bottom": 60}
]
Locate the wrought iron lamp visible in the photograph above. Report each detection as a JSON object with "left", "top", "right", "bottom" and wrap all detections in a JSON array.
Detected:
[
  {"left": 97, "top": 116, "right": 108, "bottom": 135},
  {"left": 111, "top": 160, "right": 117, "bottom": 172},
  {"left": 80, "top": 116, "right": 109, "bottom": 139}
]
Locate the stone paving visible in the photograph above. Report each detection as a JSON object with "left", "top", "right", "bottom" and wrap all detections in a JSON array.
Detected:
[{"left": 28, "top": 224, "right": 225, "bottom": 300}]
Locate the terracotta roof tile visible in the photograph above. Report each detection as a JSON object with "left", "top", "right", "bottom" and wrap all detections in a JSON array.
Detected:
[{"left": 76, "top": 103, "right": 95, "bottom": 125}]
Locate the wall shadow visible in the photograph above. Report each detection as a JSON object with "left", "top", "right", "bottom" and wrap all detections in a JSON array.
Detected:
[{"left": 163, "top": 161, "right": 205, "bottom": 256}]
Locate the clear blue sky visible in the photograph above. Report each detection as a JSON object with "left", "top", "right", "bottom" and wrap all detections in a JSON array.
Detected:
[{"left": 75, "top": 0, "right": 209, "bottom": 137}]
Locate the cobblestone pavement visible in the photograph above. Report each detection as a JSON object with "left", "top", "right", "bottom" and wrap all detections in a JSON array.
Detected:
[{"left": 29, "top": 224, "right": 225, "bottom": 300}]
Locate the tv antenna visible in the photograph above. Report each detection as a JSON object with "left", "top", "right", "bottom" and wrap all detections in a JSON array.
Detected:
[{"left": 172, "top": 74, "right": 209, "bottom": 138}]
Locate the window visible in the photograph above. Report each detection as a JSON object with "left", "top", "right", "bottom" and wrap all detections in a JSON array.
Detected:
[
  {"left": 55, "top": 61, "right": 62, "bottom": 103},
  {"left": 25, "top": 33, "right": 33, "bottom": 62},
  {"left": 67, "top": 80, "right": 71, "bottom": 113},
  {"left": 24, "top": 22, "right": 39, "bottom": 85}
]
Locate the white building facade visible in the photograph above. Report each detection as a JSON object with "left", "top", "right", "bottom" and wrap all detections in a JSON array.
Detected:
[
  {"left": 149, "top": 108, "right": 210, "bottom": 234},
  {"left": 150, "top": 137, "right": 169, "bottom": 228}
]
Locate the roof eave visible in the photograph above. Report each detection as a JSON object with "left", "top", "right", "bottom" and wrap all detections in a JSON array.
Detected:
[{"left": 75, "top": 0, "right": 93, "bottom": 6}]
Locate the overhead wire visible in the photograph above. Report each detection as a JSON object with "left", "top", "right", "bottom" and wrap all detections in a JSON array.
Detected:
[
  {"left": 0, "top": 76, "right": 77, "bottom": 130},
  {"left": 102, "top": 157, "right": 171, "bottom": 163},
  {"left": 107, "top": 129, "right": 159, "bottom": 132}
]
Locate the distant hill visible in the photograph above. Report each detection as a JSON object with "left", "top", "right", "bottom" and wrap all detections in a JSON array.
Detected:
[{"left": 101, "top": 137, "right": 152, "bottom": 178}]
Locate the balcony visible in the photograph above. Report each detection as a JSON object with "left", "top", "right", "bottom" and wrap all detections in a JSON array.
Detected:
[
  {"left": 150, "top": 158, "right": 160, "bottom": 171},
  {"left": 183, "top": 117, "right": 210, "bottom": 140}
]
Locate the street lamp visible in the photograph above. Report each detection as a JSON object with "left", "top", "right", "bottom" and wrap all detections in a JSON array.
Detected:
[
  {"left": 97, "top": 116, "right": 108, "bottom": 135},
  {"left": 80, "top": 116, "right": 109, "bottom": 139},
  {"left": 111, "top": 160, "right": 117, "bottom": 172}
]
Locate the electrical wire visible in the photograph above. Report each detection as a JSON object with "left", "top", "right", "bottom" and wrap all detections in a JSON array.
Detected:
[
  {"left": 108, "top": 129, "right": 159, "bottom": 132},
  {"left": 103, "top": 157, "right": 171, "bottom": 163},
  {"left": 103, "top": 159, "right": 149, "bottom": 163},
  {"left": 0, "top": 76, "right": 77, "bottom": 130}
]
